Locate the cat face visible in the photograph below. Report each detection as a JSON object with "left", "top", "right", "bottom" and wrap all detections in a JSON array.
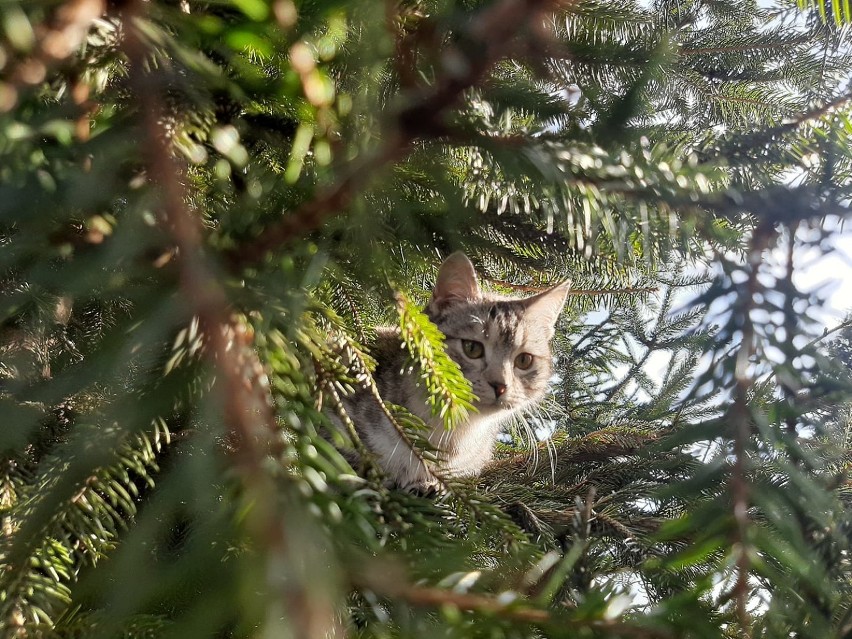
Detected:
[{"left": 427, "top": 253, "right": 568, "bottom": 416}]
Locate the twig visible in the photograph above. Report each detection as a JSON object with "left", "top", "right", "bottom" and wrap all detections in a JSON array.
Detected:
[
  {"left": 727, "top": 220, "right": 777, "bottom": 637},
  {"left": 720, "top": 89, "right": 852, "bottom": 159},
  {"left": 227, "top": 143, "right": 407, "bottom": 266},
  {"left": 357, "top": 579, "right": 676, "bottom": 638},
  {"left": 679, "top": 37, "right": 810, "bottom": 56},
  {"left": 570, "top": 286, "right": 658, "bottom": 296},
  {"left": 774, "top": 88, "right": 852, "bottom": 132},
  {"left": 782, "top": 226, "right": 799, "bottom": 437},
  {"left": 227, "top": 0, "right": 569, "bottom": 267},
  {"left": 760, "top": 276, "right": 852, "bottom": 387},
  {"left": 669, "top": 184, "right": 851, "bottom": 226},
  {"left": 121, "top": 0, "right": 282, "bottom": 480},
  {"left": 483, "top": 275, "right": 658, "bottom": 296},
  {"left": 762, "top": 264, "right": 852, "bottom": 395},
  {"left": 479, "top": 428, "right": 662, "bottom": 480},
  {"left": 803, "top": 317, "right": 852, "bottom": 350},
  {"left": 399, "top": 586, "right": 550, "bottom": 623}
]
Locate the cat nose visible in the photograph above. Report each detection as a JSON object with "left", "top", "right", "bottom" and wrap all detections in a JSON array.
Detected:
[{"left": 489, "top": 382, "right": 507, "bottom": 398}]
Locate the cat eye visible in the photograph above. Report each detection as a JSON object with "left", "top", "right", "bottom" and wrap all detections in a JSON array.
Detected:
[
  {"left": 515, "top": 352, "right": 534, "bottom": 370},
  {"left": 461, "top": 339, "right": 484, "bottom": 359}
]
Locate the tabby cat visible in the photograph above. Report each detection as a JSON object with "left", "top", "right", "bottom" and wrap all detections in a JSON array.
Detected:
[{"left": 338, "top": 253, "right": 569, "bottom": 492}]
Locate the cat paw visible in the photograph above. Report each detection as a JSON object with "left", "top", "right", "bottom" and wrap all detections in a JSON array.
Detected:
[{"left": 402, "top": 477, "right": 445, "bottom": 498}]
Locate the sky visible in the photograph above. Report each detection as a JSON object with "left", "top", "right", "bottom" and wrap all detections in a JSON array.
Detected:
[
  {"left": 793, "top": 224, "right": 852, "bottom": 328},
  {"left": 633, "top": 222, "right": 852, "bottom": 391}
]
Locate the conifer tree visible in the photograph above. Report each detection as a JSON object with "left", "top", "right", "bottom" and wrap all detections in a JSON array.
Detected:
[{"left": 2, "top": 1, "right": 852, "bottom": 638}]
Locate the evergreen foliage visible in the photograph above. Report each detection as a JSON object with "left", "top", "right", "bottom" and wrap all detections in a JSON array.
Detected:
[{"left": 2, "top": 0, "right": 852, "bottom": 637}]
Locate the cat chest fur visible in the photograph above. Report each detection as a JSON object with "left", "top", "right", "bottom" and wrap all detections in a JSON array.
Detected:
[{"left": 342, "top": 327, "right": 506, "bottom": 489}]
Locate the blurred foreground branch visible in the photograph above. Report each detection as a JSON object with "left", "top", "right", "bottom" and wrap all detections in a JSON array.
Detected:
[{"left": 121, "top": 4, "right": 339, "bottom": 637}]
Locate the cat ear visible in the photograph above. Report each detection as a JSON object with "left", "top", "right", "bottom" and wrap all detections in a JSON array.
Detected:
[
  {"left": 429, "top": 252, "right": 481, "bottom": 311},
  {"left": 523, "top": 281, "right": 570, "bottom": 330}
]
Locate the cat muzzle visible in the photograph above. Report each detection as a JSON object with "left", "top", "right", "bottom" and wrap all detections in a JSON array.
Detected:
[{"left": 489, "top": 382, "right": 507, "bottom": 399}]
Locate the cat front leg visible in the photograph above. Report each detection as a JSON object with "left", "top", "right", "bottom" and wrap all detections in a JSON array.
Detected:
[{"left": 393, "top": 464, "right": 445, "bottom": 497}]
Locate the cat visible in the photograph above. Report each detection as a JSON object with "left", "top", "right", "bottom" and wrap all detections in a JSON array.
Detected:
[{"left": 337, "top": 252, "right": 569, "bottom": 493}]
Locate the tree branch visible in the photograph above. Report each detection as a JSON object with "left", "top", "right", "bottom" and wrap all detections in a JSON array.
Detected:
[
  {"left": 479, "top": 428, "right": 663, "bottom": 481},
  {"left": 678, "top": 37, "right": 810, "bottom": 56},
  {"left": 726, "top": 220, "right": 778, "bottom": 637},
  {"left": 356, "top": 579, "right": 676, "bottom": 638},
  {"left": 0, "top": 0, "right": 105, "bottom": 112},
  {"left": 483, "top": 275, "right": 658, "bottom": 296},
  {"left": 227, "top": 0, "right": 569, "bottom": 268},
  {"left": 121, "top": 5, "right": 339, "bottom": 638}
]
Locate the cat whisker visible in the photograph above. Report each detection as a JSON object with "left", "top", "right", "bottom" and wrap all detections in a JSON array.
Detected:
[
  {"left": 545, "top": 429, "right": 558, "bottom": 484},
  {"left": 520, "top": 415, "right": 539, "bottom": 475},
  {"left": 387, "top": 439, "right": 405, "bottom": 464}
]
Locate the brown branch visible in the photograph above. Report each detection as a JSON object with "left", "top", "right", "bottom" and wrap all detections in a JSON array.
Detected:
[
  {"left": 228, "top": 142, "right": 408, "bottom": 266},
  {"left": 664, "top": 184, "right": 851, "bottom": 226},
  {"left": 679, "top": 37, "right": 810, "bottom": 56},
  {"left": 712, "top": 95, "right": 774, "bottom": 107},
  {"left": 778, "top": 88, "right": 852, "bottom": 131},
  {"left": 386, "top": 0, "right": 424, "bottom": 92},
  {"left": 480, "top": 428, "right": 662, "bottom": 481},
  {"left": 723, "top": 87, "right": 852, "bottom": 137},
  {"left": 719, "top": 88, "right": 852, "bottom": 164},
  {"left": 726, "top": 220, "right": 778, "bottom": 637},
  {"left": 356, "top": 578, "right": 676, "bottom": 638},
  {"left": 804, "top": 316, "right": 852, "bottom": 350},
  {"left": 227, "top": 0, "right": 569, "bottom": 268},
  {"left": 566, "top": 286, "right": 658, "bottom": 296},
  {"left": 782, "top": 225, "right": 799, "bottom": 437},
  {"left": 483, "top": 275, "right": 657, "bottom": 296},
  {"left": 122, "top": 6, "right": 276, "bottom": 492},
  {"left": 121, "top": 5, "right": 339, "bottom": 638},
  {"left": 399, "top": 586, "right": 550, "bottom": 623},
  {"left": 483, "top": 277, "right": 563, "bottom": 292}
]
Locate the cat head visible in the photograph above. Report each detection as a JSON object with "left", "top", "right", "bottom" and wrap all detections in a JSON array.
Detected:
[{"left": 427, "top": 252, "right": 569, "bottom": 416}]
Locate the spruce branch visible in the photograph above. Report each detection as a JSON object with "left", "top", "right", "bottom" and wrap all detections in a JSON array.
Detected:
[
  {"left": 357, "top": 575, "right": 678, "bottom": 638},
  {"left": 227, "top": 143, "right": 407, "bottom": 268},
  {"left": 778, "top": 88, "right": 852, "bottom": 130},
  {"left": 0, "top": 0, "right": 105, "bottom": 112},
  {"left": 663, "top": 183, "right": 851, "bottom": 227},
  {"left": 678, "top": 37, "right": 811, "bottom": 56},
  {"left": 396, "top": 292, "right": 475, "bottom": 429},
  {"left": 716, "top": 89, "right": 852, "bottom": 162},
  {"left": 483, "top": 275, "right": 658, "bottom": 296},
  {"left": 0, "top": 424, "right": 168, "bottom": 631},
  {"left": 392, "top": 585, "right": 550, "bottom": 623},
  {"left": 805, "top": 317, "right": 852, "bottom": 351},
  {"left": 120, "top": 5, "right": 339, "bottom": 638},
  {"left": 227, "top": 0, "right": 572, "bottom": 267},
  {"left": 480, "top": 428, "right": 663, "bottom": 482},
  {"left": 568, "top": 286, "right": 660, "bottom": 297},
  {"left": 123, "top": 19, "right": 278, "bottom": 465},
  {"left": 727, "top": 220, "right": 779, "bottom": 637}
]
